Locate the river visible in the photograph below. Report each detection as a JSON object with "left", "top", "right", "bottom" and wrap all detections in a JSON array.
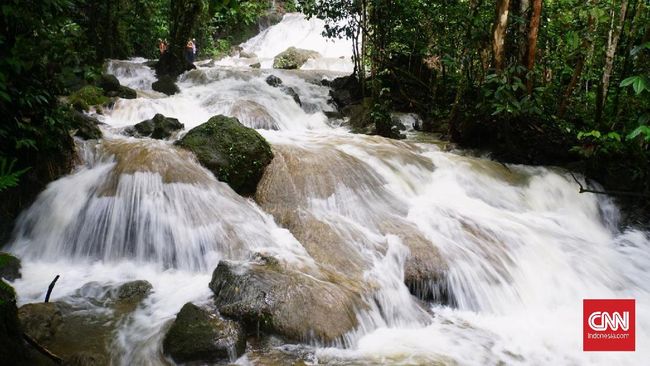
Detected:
[{"left": 6, "top": 13, "right": 650, "bottom": 366}]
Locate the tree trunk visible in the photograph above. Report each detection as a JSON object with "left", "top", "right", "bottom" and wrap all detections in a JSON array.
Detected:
[
  {"left": 525, "top": 0, "right": 542, "bottom": 93},
  {"left": 558, "top": 0, "right": 597, "bottom": 118},
  {"left": 597, "top": 0, "right": 629, "bottom": 124},
  {"left": 517, "top": 0, "right": 531, "bottom": 62},
  {"left": 492, "top": 0, "right": 511, "bottom": 72}
]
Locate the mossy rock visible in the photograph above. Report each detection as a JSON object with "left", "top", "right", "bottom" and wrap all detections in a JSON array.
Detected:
[
  {"left": 176, "top": 115, "right": 273, "bottom": 195},
  {"left": 0, "top": 280, "right": 30, "bottom": 364},
  {"left": 162, "top": 302, "right": 245, "bottom": 364},
  {"left": 69, "top": 86, "right": 109, "bottom": 112},
  {"left": 272, "top": 47, "right": 319, "bottom": 69},
  {"left": 0, "top": 253, "right": 21, "bottom": 281}
]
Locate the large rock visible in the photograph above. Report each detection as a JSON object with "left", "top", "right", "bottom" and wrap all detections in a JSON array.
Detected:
[
  {"left": 152, "top": 75, "right": 180, "bottom": 96},
  {"left": 176, "top": 115, "right": 273, "bottom": 195},
  {"left": 229, "top": 100, "right": 279, "bottom": 130},
  {"left": 128, "top": 114, "right": 184, "bottom": 139},
  {"left": 0, "top": 253, "right": 21, "bottom": 281},
  {"left": 98, "top": 73, "right": 137, "bottom": 100},
  {"left": 163, "top": 303, "right": 245, "bottom": 364},
  {"left": 18, "top": 302, "right": 63, "bottom": 343},
  {"left": 329, "top": 75, "right": 362, "bottom": 109},
  {"left": 0, "top": 280, "right": 30, "bottom": 364},
  {"left": 209, "top": 258, "right": 365, "bottom": 344},
  {"left": 273, "top": 47, "right": 319, "bottom": 69},
  {"left": 71, "top": 111, "right": 102, "bottom": 140},
  {"left": 68, "top": 85, "right": 109, "bottom": 112}
]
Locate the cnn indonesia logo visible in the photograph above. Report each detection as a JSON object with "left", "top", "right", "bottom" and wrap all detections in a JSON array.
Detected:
[{"left": 583, "top": 299, "right": 635, "bottom": 351}]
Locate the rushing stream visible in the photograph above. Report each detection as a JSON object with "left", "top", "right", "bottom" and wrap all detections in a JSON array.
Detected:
[{"left": 7, "top": 13, "right": 650, "bottom": 366}]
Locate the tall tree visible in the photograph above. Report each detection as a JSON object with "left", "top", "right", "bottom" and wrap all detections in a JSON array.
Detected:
[
  {"left": 524, "top": 0, "right": 542, "bottom": 93},
  {"left": 492, "top": 0, "right": 511, "bottom": 72},
  {"left": 597, "top": 0, "right": 629, "bottom": 123}
]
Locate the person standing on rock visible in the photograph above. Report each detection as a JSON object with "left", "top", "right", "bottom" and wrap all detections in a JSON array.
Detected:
[
  {"left": 158, "top": 39, "right": 167, "bottom": 55},
  {"left": 185, "top": 39, "right": 195, "bottom": 63}
]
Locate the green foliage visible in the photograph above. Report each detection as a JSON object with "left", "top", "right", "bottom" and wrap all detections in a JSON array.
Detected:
[
  {"left": 0, "top": 159, "right": 30, "bottom": 193},
  {"left": 68, "top": 85, "right": 109, "bottom": 111}
]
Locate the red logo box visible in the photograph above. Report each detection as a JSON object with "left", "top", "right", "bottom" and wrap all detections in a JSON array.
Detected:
[{"left": 583, "top": 299, "right": 635, "bottom": 351}]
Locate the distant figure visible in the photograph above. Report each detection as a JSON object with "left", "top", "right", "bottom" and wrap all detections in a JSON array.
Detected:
[
  {"left": 158, "top": 39, "right": 167, "bottom": 55},
  {"left": 185, "top": 39, "right": 195, "bottom": 63},
  {"left": 192, "top": 38, "right": 197, "bottom": 59}
]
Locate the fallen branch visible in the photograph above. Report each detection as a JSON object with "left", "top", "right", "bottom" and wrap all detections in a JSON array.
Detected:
[
  {"left": 23, "top": 333, "right": 63, "bottom": 364},
  {"left": 570, "top": 173, "right": 650, "bottom": 198},
  {"left": 44, "top": 275, "right": 60, "bottom": 303}
]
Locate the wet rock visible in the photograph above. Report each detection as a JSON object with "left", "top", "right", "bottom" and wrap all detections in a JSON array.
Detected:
[
  {"left": 152, "top": 75, "right": 180, "bottom": 96},
  {"left": 0, "top": 280, "right": 30, "bottom": 364},
  {"left": 250, "top": 62, "right": 261, "bottom": 69},
  {"left": 99, "top": 73, "right": 137, "bottom": 99},
  {"left": 329, "top": 75, "right": 362, "bottom": 109},
  {"left": 240, "top": 51, "right": 257, "bottom": 59},
  {"left": 115, "top": 280, "right": 152, "bottom": 303},
  {"left": 163, "top": 302, "right": 245, "bottom": 364},
  {"left": 210, "top": 259, "right": 364, "bottom": 344},
  {"left": 265, "top": 75, "right": 283, "bottom": 87},
  {"left": 273, "top": 47, "right": 320, "bottom": 69},
  {"left": 324, "top": 111, "right": 343, "bottom": 120},
  {"left": 0, "top": 252, "right": 21, "bottom": 281},
  {"left": 71, "top": 111, "right": 102, "bottom": 140},
  {"left": 129, "top": 114, "right": 184, "bottom": 139},
  {"left": 176, "top": 115, "right": 274, "bottom": 195},
  {"left": 345, "top": 99, "right": 373, "bottom": 133},
  {"left": 282, "top": 86, "right": 302, "bottom": 106},
  {"left": 63, "top": 352, "right": 107, "bottom": 366},
  {"left": 230, "top": 100, "right": 279, "bottom": 130},
  {"left": 18, "top": 302, "right": 63, "bottom": 343}
]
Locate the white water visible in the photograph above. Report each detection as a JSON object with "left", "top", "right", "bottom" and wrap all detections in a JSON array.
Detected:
[{"left": 6, "top": 12, "right": 650, "bottom": 366}]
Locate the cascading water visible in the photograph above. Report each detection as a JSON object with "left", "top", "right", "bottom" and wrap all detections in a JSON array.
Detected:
[{"left": 6, "top": 13, "right": 649, "bottom": 366}]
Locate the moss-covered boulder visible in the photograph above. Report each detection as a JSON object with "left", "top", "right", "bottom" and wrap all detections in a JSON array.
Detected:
[
  {"left": 163, "top": 302, "right": 245, "bottom": 364},
  {"left": 0, "top": 280, "right": 29, "bottom": 364},
  {"left": 209, "top": 258, "right": 365, "bottom": 344},
  {"left": 0, "top": 253, "right": 21, "bottom": 281},
  {"left": 152, "top": 75, "right": 180, "bottom": 96},
  {"left": 127, "top": 114, "right": 184, "bottom": 139},
  {"left": 176, "top": 115, "right": 273, "bottom": 195},
  {"left": 71, "top": 111, "right": 103, "bottom": 140},
  {"left": 69, "top": 86, "right": 110, "bottom": 112},
  {"left": 272, "top": 47, "right": 319, "bottom": 69}
]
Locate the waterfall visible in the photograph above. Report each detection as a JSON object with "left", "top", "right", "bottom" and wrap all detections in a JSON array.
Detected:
[{"left": 6, "top": 13, "right": 649, "bottom": 366}]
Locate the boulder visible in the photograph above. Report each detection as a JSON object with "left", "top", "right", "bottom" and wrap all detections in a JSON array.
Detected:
[
  {"left": 152, "top": 75, "right": 180, "bottom": 96},
  {"left": 176, "top": 115, "right": 273, "bottom": 195},
  {"left": 0, "top": 280, "right": 30, "bottom": 364},
  {"left": 0, "top": 253, "right": 21, "bottom": 281},
  {"left": 209, "top": 258, "right": 364, "bottom": 344},
  {"left": 99, "top": 74, "right": 137, "bottom": 99},
  {"left": 239, "top": 51, "right": 257, "bottom": 59},
  {"left": 18, "top": 302, "right": 63, "bottom": 343},
  {"left": 250, "top": 62, "right": 261, "bottom": 69},
  {"left": 229, "top": 100, "right": 279, "bottom": 130},
  {"left": 71, "top": 111, "right": 102, "bottom": 140},
  {"left": 129, "top": 114, "right": 184, "bottom": 139},
  {"left": 329, "top": 75, "right": 362, "bottom": 109},
  {"left": 272, "top": 47, "right": 319, "bottom": 70},
  {"left": 114, "top": 280, "right": 152, "bottom": 303},
  {"left": 163, "top": 303, "right": 245, "bottom": 364},
  {"left": 265, "top": 75, "right": 283, "bottom": 87}
]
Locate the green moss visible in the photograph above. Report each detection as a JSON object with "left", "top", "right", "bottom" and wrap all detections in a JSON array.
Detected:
[
  {"left": 177, "top": 115, "right": 273, "bottom": 195},
  {"left": 69, "top": 85, "right": 109, "bottom": 111}
]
